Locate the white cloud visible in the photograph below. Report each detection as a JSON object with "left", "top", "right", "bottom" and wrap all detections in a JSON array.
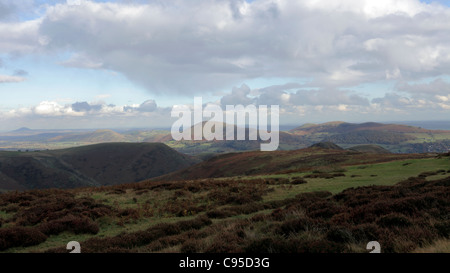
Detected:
[
  {"left": 0, "top": 19, "right": 42, "bottom": 54},
  {"left": 60, "top": 53, "right": 103, "bottom": 69},
  {"left": 396, "top": 78, "right": 450, "bottom": 96},
  {"left": 18, "top": 0, "right": 447, "bottom": 95},
  {"left": 0, "top": 74, "right": 26, "bottom": 83}
]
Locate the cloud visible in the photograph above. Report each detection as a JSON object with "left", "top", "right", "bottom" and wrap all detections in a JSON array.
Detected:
[
  {"left": 19, "top": 0, "right": 445, "bottom": 96},
  {"left": 13, "top": 69, "right": 28, "bottom": 76},
  {"left": 0, "top": 98, "right": 172, "bottom": 130},
  {"left": 60, "top": 53, "right": 103, "bottom": 69},
  {"left": 289, "top": 88, "right": 370, "bottom": 106},
  {"left": 2, "top": 99, "right": 162, "bottom": 122},
  {"left": 0, "top": 19, "right": 42, "bottom": 54},
  {"left": 137, "top": 99, "right": 157, "bottom": 112},
  {"left": 0, "top": 1, "right": 16, "bottom": 20},
  {"left": 0, "top": 74, "right": 26, "bottom": 83},
  {"left": 124, "top": 99, "right": 157, "bottom": 112},
  {"left": 71, "top": 101, "right": 102, "bottom": 112},
  {"left": 220, "top": 84, "right": 255, "bottom": 106},
  {"left": 372, "top": 91, "right": 450, "bottom": 111},
  {"left": 372, "top": 93, "right": 414, "bottom": 108},
  {"left": 396, "top": 78, "right": 450, "bottom": 97}
]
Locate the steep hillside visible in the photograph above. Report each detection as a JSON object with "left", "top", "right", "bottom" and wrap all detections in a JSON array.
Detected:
[{"left": 0, "top": 143, "right": 199, "bottom": 191}]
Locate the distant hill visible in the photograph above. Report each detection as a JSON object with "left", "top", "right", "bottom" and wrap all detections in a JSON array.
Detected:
[
  {"left": 347, "top": 144, "right": 391, "bottom": 154},
  {"left": 0, "top": 143, "right": 199, "bottom": 191},
  {"left": 11, "top": 127, "right": 33, "bottom": 132},
  {"left": 309, "top": 142, "right": 343, "bottom": 150},
  {"left": 48, "top": 129, "right": 126, "bottom": 143},
  {"left": 160, "top": 122, "right": 307, "bottom": 154},
  {"left": 288, "top": 121, "right": 450, "bottom": 153},
  {"left": 290, "top": 121, "right": 438, "bottom": 135},
  {"left": 324, "top": 130, "right": 416, "bottom": 145},
  {"left": 1, "top": 121, "right": 450, "bottom": 154}
]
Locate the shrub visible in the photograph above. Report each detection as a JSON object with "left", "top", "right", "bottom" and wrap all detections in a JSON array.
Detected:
[
  {"left": 0, "top": 227, "right": 47, "bottom": 250},
  {"left": 177, "top": 215, "right": 212, "bottom": 231},
  {"left": 205, "top": 231, "right": 245, "bottom": 253},
  {"left": 207, "top": 209, "right": 234, "bottom": 219},
  {"left": 291, "top": 178, "right": 307, "bottom": 185},
  {"left": 434, "top": 220, "right": 450, "bottom": 238},
  {"left": 277, "top": 216, "right": 322, "bottom": 236},
  {"left": 350, "top": 223, "right": 381, "bottom": 243},
  {"left": 326, "top": 227, "right": 355, "bottom": 244},
  {"left": 376, "top": 213, "right": 412, "bottom": 228},
  {"left": 39, "top": 214, "right": 100, "bottom": 235}
]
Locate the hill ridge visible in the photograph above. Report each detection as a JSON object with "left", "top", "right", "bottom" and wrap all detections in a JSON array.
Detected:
[{"left": 0, "top": 142, "right": 199, "bottom": 191}]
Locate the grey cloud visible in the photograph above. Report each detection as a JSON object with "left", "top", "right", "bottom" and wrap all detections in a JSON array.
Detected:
[
  {"left": 124, "top": 99, "right": 157, "bottom": 112},
  {"left": 137, "top": 100, "right": 157, "bottom": 112},
  {"left": 60, "top": 53, "right": 103, "bottom": 69},
  {"left": 256, "top": 83, "right": 303, "bottom": 105},
  {"left": 0, "top": 1, "right": 16, "bottom": 20},
  {"left": 289, "top": 88, "right": 370, "bottom": 106},
  {"left": 13, "top": 69, "right": 28, "bottom": 76},
  {"left": 371, "top": 93, "right": 413, "bottom": 107},
  {"left": 71, "top": 101, "right": 102, "bottom": 112},
  {"left": 396, "top": 78, "right": 450, "bottom": 97},
  {"left": 33, "top": 0, "right": 450, "bottom": 96},
  {"left": 220, "top": 84, "right": 255, "bottom": 106}
]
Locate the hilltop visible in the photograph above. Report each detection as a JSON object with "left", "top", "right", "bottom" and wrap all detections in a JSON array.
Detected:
[{"left": 290, "top": 121, "right": 439, "bottom": 135}]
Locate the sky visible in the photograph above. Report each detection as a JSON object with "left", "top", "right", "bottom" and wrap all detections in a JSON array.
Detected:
[{"left": 1, "top": 0, "right": 450, "bottom": 130}]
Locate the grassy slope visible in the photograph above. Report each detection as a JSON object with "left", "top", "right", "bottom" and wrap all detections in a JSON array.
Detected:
[{"left": 157, "top": 147, "right": 432, "bottom": 181}]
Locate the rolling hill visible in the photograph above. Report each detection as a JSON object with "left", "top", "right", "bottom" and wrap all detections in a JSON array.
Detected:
[
  {"left": 290, "top": 121, "right": 439, "bottom": 135},
  {"left": 1, "top": 121, "right": 450, "bottom": 153},
  {"left": 289, "top": 121, "right": 450, "bottom": 153},
  {"left": 0, "top": 143, "right": 199, "bottom": 191},
  {"left": 48, "top": 129, "right": 127, "bottom": 143},
  {"left": 157, "top": 144, "right": 431, "bottom": 181}
]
